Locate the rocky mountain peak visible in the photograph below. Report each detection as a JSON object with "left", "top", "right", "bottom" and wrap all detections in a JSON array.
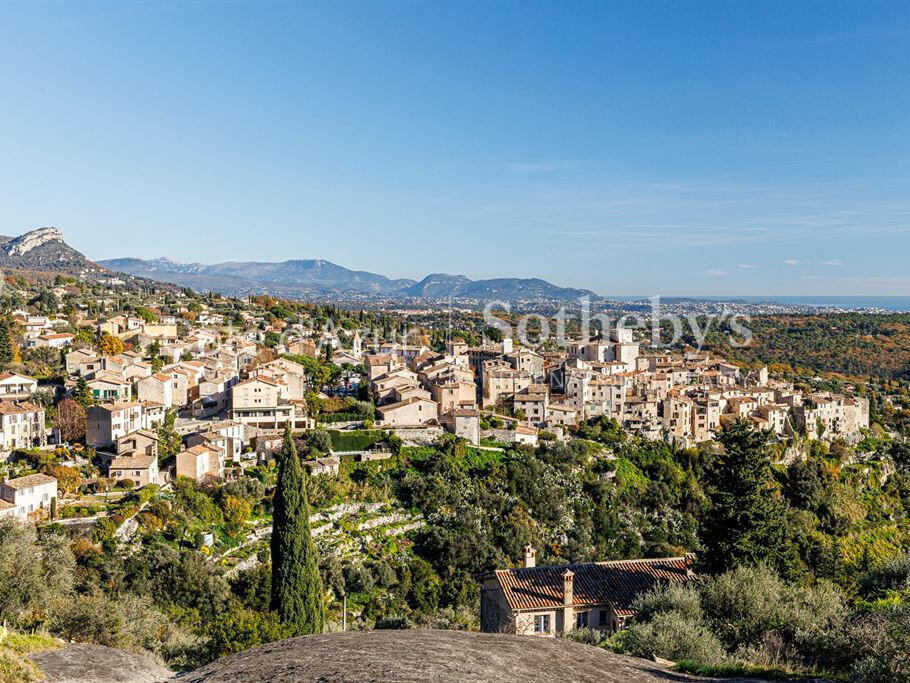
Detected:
[{"left": 2, "top": 227, "right": 65, "bottom": 257}]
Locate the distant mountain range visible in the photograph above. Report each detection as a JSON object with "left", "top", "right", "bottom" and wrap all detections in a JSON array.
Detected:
[
  {"left": 0, "top": 227, "right": 596, "bottom": 301},
  {"left": 99, "top": 256, "right": 598, "bottom": 301}
]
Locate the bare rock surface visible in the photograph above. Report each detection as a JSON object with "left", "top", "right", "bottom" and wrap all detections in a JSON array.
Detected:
[
  {"left": 29, "top": 643, "right": 172, "bottom": 683},
  {"left": 181, "top": 629, "right": 725, "bottom": 682}
]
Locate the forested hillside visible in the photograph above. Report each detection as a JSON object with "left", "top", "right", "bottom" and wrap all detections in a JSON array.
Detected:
[
  {"left": 701, "top": 313, "right": 910, "bottom": 381},
  {"left": 3, "top": 417, "right": 909, "bottom": 679}
]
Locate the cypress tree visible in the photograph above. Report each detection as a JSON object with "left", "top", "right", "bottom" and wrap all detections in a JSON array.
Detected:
[
  {"left": 697, "top": 418, "right": 794, "bottom": 576},
  {"left": 270, "top": 427, "right": 325, "bottom": 634},
  {"left": 0, "top": 317, "right": 12, "bottom": 369}
]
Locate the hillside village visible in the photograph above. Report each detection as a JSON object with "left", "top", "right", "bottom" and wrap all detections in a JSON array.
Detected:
[
  {"left": 5, "top": 0, "right": 910, "bottom": 678},
  {"left": 0, "top": 272, "right": 903, "bottom": 681},
  {"left": 0, "top": 273, "right": 873, "bottom": 518}
]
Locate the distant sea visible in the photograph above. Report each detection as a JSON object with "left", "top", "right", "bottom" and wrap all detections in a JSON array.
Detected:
[
  {"left": 620, "top": 296, "right": 910, "bottom": 311},
  {"left": 704, "top": 296, "right": 910, "bottom": 311}
]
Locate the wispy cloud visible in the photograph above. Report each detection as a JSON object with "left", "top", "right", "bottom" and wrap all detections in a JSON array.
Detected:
[
  {"left": 739, "top": 264, "right": 759, "bottom": 270},
  {"left": 706, "top": 269, "right": 728, "bottom": 277},
  {"left": 783, "top": 259, "right": 801, "bottom": 266},
  {"left": 821, "top": 258, "right": 843, "bottom": 267}
]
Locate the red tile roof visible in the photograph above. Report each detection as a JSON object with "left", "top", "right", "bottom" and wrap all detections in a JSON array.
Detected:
[{"left": 492, "top": 556, "right": 694, "bottom": 614}]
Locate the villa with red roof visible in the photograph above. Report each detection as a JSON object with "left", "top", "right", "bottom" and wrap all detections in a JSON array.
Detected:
[{"left": 480, "top": 546, "right": 694, "bottom": 636}]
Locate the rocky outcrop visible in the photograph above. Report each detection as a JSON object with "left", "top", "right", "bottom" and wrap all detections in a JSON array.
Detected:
[
  {"left": 29, "top": 643, "right": 172, "bottom": 683},
  {"left": 0, "top": 227, "right": 102, "bottom": 275},
  {"left": 2, "top": 227, "right": 65, "bottom": 257},
  {"left": 0, "top": 227, "right": 171, "bottom": 289},
  {"left": 180, "top": 629, "right": 723, "bottom": 683}
]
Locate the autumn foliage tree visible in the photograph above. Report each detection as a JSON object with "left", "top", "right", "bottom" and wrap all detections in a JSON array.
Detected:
[
  {"left": 51, "top": 465, "right": 81, "bottom": 496},
  {"left": 55, "top": 398, "right": 86, "bottom": 443},
  {"left": 96, "top": 332, "right": 124, "bottom": 357}
]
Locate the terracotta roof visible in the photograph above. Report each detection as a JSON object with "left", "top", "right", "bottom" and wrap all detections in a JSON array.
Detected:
[
  {"left": 514, "top": 392, "right": 547, "bottom": 402},
  {"left": 377, "top": 396, "right": 436, "bottom": 413},
  {"left": 492, "top": 556, "right": 694, "bottom": 614},
  {"left": 110, "top": 454, "right": 156, "bottom": 469},
  {"left": 88, "top": 373, "right": 129, "bottom": 386},
  {"left": 235, "top": 376, "right": 279, "bottom": 388},
  {"left": 0, "top": 372, "right": 35, "bottom": 382},
  {"left": 198, "top": 431, "right": 225, "bottom": 442},
  {"left": 3, "top": 473, "right": 57, "bottom": 489},
  {"left": 91, "top": 401, "right": 141, "bottom": 412},
  {"left": 118, "top": 428, "right": 159, "bottom": 441},
  {"left": 0, "top": 401, "right": 41, "bottom": 415},
  {"left": 182, "top": 444, "right": 218, "bottom": 457}
]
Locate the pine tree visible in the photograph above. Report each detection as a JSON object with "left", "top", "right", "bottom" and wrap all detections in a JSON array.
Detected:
[
  {"left": 270, "top": 427, "right": 325, "bottom": 634},
  {"left": 74, "top": 377, "right": 93, "bottom": 407},
  {"left": 0, "top": 317, "right": 12, "bottom": 369},
  {"left": 697, "top": 418, "right": 795, "bottom": 576}
]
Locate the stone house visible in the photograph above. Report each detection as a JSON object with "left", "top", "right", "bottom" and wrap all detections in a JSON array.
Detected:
[
  {"left": 160, "top": 366, "right": 191, "bottom": 407},
  {"left": 176, "top": 444, "right": 224, "bottom": 483},
  {"left": 108, "top": 453, "right": 159, "bottom": 487},
  {"left": 480, "top": 550, "right": 694, "bottom": 636},
  {"left": 365, "top": 354, "right": 406, "bottom": 382},
  {"left": 137, "top": 373, "right": 175, "bottom": 409},
  {"left": 0, "top": 373, "right": 38, "bottom": 402},
  {"left": 0, "top": 401, "right": 47, "bottom": 451},
  {"left": 193, "top": 370, "right": 240, "bottom": 418},
  {"left": 483, "top": 368, "right": 532, "bottom": 408},
  {"left": 32, "top": 333, "right": 74, "bottom": 349},
  {"left": 513, "top": 385, "right": 549, "bottom": 427},
  {"left": 116, "top": 429, "right": 159, "bottom": 458},
  {"left": 441, "top": 408, "right": 481, "bottom": 445},
  {"left": 304, "top": 455, "right": 340, "bottom": 476},
  {"left": 231, "top": 377, "right": 297, "bottom": 430},
  {"left": 0, "top": 473, "right": 57, "bottom": 520},
  {"left": 186, "top": 421, "right": 245, "bottom": 465},
  {"left": 66, "top": 349, "right": 100, "bottom": 376},
  {"left": 377, "top": 397, "right": 438, "bottom": 426},
  {"left": 87, "top": 373, "right": 131, "bottom": 402},
  {"left": 546, "top": 402, "right": 578, "bottom": 428},
  {"left": 87, "top": 402, "right": 161, "bottom": 449},
  {"left": 512, "top": 425, "right": 539, "bottom": 446}
]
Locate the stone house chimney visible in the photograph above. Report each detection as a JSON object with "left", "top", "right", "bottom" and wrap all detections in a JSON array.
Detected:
[
  {"left": 523, "top": 544, "right": 536, "bottom": 568},
  {"left": 561, "top": 569, "right": 574, "bottom": 634}
]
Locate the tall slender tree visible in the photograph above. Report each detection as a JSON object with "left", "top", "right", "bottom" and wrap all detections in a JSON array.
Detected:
[
  {"left": 698, "top": 418, "right": 795, "bottom": 576},
  {"left": 270, "top": 427, "right": 325, "bottom": 634},
  {"left": 0, "top": 317, "right": 12, "bottom": 369}
]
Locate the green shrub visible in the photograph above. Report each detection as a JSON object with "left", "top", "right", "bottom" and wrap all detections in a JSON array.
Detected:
[
  {"left": 607, "top": 612, "right": 726, "bottom": 664},
  {"left": 564, "top": 627, "right": 604, "bottom": 646},
  {"left": 633, "top": 583, "right": 702, "bottom": 623}
]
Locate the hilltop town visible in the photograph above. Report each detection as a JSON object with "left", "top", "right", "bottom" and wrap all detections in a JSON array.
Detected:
[
  {"left": 0, "top": 270, "right": 902, "bottom": 681},
  {"left": 0, "top": 271, "right": 873, "bottom": 514}
]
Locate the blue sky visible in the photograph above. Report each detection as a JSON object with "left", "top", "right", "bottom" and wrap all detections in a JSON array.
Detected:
[{"left": 1, "top": 1, "right": 909, "bottom": 296}]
